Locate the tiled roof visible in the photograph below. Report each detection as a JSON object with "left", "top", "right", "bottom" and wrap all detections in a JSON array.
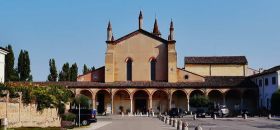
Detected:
[
  {"left": 0, "top": 47, "right": 9, "bottom": 52},
  {"left": 185, "top": 56, "right": 248, "bottom": 65},
  {"left": 250, "top": 65, "right": 280, "bottom": 77},
  {"left": 7, "top": 76, "right": 257, "bottom": 89}
]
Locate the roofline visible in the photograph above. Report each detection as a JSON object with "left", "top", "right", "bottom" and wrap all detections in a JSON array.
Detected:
[
  {"left": 77, "top": 66, "right": 105, "bottom": 78},
  {"left": 107, "top": 29, "right": 169, "bottom": 44},
  {"left": 177, "top": 68, "right": 205, "bottom": 78},
  {"left": 0, "top": 47, "right": 9, "bottom": 54}
]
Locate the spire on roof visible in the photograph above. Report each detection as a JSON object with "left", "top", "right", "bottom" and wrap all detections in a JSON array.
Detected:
[
  {"left": 107, "top": 21, "right": 112, "bottom": 30},
  {"left": 152, "top": 18, "right": 161, "bottom": 36},
  {"left": 169, "top": 19, "right": 174, "bottom": 40},
  {"left": 139, "top": 10, "right": 143, "bottom": 29},
  {"left": 107, "top": 21, "right": 113, "bottom": 41}
]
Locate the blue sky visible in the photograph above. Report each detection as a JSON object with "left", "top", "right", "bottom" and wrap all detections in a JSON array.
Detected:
[{"left": 0, "top": 0, "right": 279, "bottom": 81}]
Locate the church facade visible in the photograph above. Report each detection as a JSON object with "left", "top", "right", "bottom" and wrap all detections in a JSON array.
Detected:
[{"left": 74, "top": 11, "right": 258, "bottom": 115}]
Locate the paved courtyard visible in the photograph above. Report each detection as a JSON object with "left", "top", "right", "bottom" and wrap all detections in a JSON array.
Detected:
[
  {"left": 181, "top": 116, "right": 280, "bottom": 130},
  {"left": 75, "top": 115, "right": 280, "bottom": 130}
]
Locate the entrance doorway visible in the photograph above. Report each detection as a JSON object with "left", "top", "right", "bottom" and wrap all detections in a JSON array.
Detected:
[{"left": 133, "top": 90, "right": 149, "bottom": 114}]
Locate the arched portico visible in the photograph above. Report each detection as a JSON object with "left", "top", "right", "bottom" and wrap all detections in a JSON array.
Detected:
[
  {"left": 243, "top": 89, "right": 258, "bottom": 113},
  {"left": 171, "top": 90, "right": 188, "bottom": 111},
  {"left": 79, "top": 89, "right": 93, "bottom": 109},
  {"left": 133, "top": 90, "right": 150, "bottom": 114},
  {"left": 95, "top": 89, "right": 111, "bottom": 115},
  {"left": 113, "top": 90, "right": 131, "bottom": 114},
  {"left": 225, "top": 89, "right": 241, "bottom": 112},
  {"left": 152, "top": 90, "right": 168, "bottom": 114},
  {"left": 208, "top": 90, "right": 224, "bottom": 106}
]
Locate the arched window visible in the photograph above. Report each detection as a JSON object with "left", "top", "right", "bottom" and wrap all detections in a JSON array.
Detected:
[
  {"left": 150, "top": 59, "right": 156, "bottom": 81},
  {"left": 126, "top": 58, "right": 132, "bottom": 81}
]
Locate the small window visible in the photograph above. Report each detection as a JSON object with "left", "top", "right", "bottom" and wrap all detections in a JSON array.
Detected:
[
  {"left": 127, "top": 58, "right": 132, "bottom": 81},
  {"left": 259, "top": 79, "right": 263, "bottom": 87},
  {"left": 265, "top": 78, "right": 268, "bottom": 86},
  {"left": 184, "top": 75, "right": 189, "bottom": 79},
  {"left": 272, "top": 77, "right": 276, "bottom": 85},
  {"left": 150, "top": 59, "right": 156, "bottom": 81}
]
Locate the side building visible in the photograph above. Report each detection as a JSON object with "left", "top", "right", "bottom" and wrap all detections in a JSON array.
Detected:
[
  {"left": 0, "top": 47, "right": 9, "bottom": 83},
  {"left": 250, "top": 65, "right": 280, "bottom": 110}
]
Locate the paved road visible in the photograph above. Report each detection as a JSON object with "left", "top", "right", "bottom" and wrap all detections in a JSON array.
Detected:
[{"left": 86, "top": 116, "right": 175, "bottom": 130}]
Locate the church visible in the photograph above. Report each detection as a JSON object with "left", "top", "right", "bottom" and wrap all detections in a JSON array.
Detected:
[{"left": 71, "top": 11, "right": 257, "bottom": 115}]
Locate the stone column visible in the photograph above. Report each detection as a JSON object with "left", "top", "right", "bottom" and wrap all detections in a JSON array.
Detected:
[
  {"left": 187, "top": 97, "right": 190, "bottom": 112},
  {"left": 130, "top": 96, "right": 133, "bottom": 114},
  {"left": 223, "top": 94, "right": 226, "bottom": 105},
  {"left": 111, "top": 93, "right": 114, "bottom": 114},
  {"left": 169, "top": 93, "right": 172, "bottom": 109},
  {"left": 149, "top": 95, "right": 153, "bottom": 110}
]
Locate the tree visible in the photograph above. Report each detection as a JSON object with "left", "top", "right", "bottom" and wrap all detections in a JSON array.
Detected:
[
  {"left": 18, "top": 50, "right": 32, "bottom": 81},
  {"left": 5, "top": 45, "right": 19, "bottom": 81},
  {"left": 59, "top": 63, "right": 70, "bottom": 81},
  {"left": 189, "top": 95, "right": 210, "bottom": 108},
  {"left": 271, "top": 90, "right": 280, "bottom": 115},
  {"left": 83, "top": 64, "right": 90, "bottom": 74},
  {"left": 91, "top": 66, "right": 95, "bottom": 71},
  {"left": 70, "top": 63, "right": 78, "bottom": 81},
  {"left": 47, "top": 59, "right": 58, "bottom": 81}
]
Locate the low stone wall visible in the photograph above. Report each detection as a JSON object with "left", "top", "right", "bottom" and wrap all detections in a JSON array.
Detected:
[{"left": 0, "top": 97, "right": 61, "bottom": 128}]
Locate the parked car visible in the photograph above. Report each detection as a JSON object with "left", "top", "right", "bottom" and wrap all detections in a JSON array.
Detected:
[
  {"left": 69, "top": 109, "right": 97, "bottom": 126},
  {"left": 169, "top": 108, "right": 186, "bottom": 118},
  {"left": 209, "top": 105, "right": 229, "bottom": 118},
  {"left": 196, "top": 108, "right": 206, "bottom": 118}
]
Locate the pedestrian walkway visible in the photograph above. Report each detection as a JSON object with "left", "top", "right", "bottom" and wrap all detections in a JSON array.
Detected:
[{"left": 90, "top": 116, "right": 176, "bottom": 130}]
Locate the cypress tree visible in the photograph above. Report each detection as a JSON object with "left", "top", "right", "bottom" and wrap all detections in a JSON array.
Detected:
[
  {"left": 83, "top": 64, "right": 90, "bottom": 74},
  {"left": 91, "top": 66, "right": 95, "bottom": 71},
  {"left": 5, "top": 45, "right": 19, "bottom": 81},
  {"left": 70, "top": 63, "right": 78, "bottom": 81},
  {"left": 18, "top": 50, "right": 32, "bottom": 81},
  {"left": 59, "top": 63, "right": 70, "bottom": 81},
  {"left": 47, "top": 59, "right": 58, "bottom": 81}
]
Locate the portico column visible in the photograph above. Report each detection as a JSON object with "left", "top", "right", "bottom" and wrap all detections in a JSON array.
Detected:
[
  {"left": 130, "top": 96, "right": 133, "bottom": 114},
  {"left": 187, "top": 96, "right": 190, "bottom": 112},
  {"left": 169, "top": 93, "right": 172, "bottom": 109},
  {"left": 223, "top": 93, "right": 226, "bottom": 105},
  {"left": 111, "top": 93, "right": 114, "bottom": 114},
  {"left": 149, "top": 95, "right": 153, "bottom": 111}
]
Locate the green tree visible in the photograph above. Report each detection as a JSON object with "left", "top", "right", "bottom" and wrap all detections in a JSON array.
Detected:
[
  {"left": 59, "top": 63, "right": 70, "bottom": 81},
  {"left": 190, "top": 95, "right": 210, "bottom": 108},
  {"left": 47, "top": 59, "right": 58, "bottom": 81},
  {"left": 74, "top": 94, "right": 90, "bottom": 108},
  {"left": 18, "top": 50, "right": 32, "bottom": 81},
  {"left": 271, "top": 90, "right": 280, "bottom": 115},
  {"left": 83, "top": 64, "right": 91, "bottom": 74},
  {"left": 91, "top": 66, "right": 95, "bottom": 71},
  {"left": 5, "top": 45, "right": 19, "bottom": 81},
  {"left": 70, "top": 63, "right": 78, "bottom": 81}
]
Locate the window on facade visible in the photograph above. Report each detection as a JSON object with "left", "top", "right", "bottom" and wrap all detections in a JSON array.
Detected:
[
  {"left": 150, "top": 59, "right": 156, "bottom": 81},
  {"left": 272, "top": 77, "right": 276, "bottom": 85},
  {"left": 265, "top": 78, "right": 268, "bottom": 86},
  {"left": 259, "top": 79, "right": 262, "bottom": 87},
  {"left": 127, "top": 58, "right": 132, "bottom": 81}
]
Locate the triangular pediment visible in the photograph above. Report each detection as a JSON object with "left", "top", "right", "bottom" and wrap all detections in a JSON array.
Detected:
[{"left": 110, "top": 29, "right": 168, "bottom": 44}]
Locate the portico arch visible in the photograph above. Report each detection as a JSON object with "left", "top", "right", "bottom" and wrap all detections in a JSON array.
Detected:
[
  {"left": 133, "top": 90, "right": 149, "bottom": 114},
  {"left": 113, "top": 90, "right": 131, "bottom": 114},
  {"left": 152, "top": 90, "right": 168, "bottom": 114},
  {"left": 190, "top": 89, "right": 204, "bottom": 98},
  {"left": 208, "top": 90, "right": 223, "bottom": 106},
  {"left": 95, "top": 89, "right": 111, "bottom": 115},
  {"left": 79, "top": 89, "right": 93, "bottom": 109},
  {"left": 243, "top": 89, "right": 258, "bottom": 113},
  {"left": 225, "top": 89, "right": 241, "bottom": 112},
  {"left": 172, "top": 90, "right": 188, "bottom": 111}
]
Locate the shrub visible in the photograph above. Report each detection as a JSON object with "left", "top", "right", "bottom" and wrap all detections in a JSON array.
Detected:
[
  {"left": 73, "top": 94, "right": 90, "bottom": 109},
  {"left": 190, "top": 95, "right": 210, "bottom": 108},
  {"left": 271, "top": 89, "right": 280, "bottom": 115},
  {"left": 62, "top": 112, "right": 76, "bottom": 121}
]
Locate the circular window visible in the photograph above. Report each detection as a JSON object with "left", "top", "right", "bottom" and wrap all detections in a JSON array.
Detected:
[{"left": 184, "top": 75, "right": 189, "bottom": 79}]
